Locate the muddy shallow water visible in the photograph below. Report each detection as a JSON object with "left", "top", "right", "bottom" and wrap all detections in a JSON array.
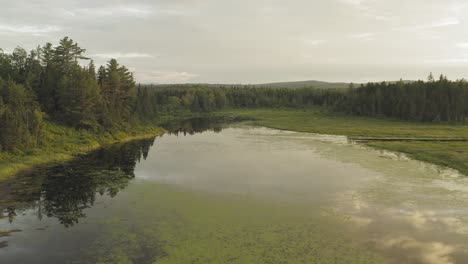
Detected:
[{"left": 0, "top": 120, "right": 467, "bottom": 263}]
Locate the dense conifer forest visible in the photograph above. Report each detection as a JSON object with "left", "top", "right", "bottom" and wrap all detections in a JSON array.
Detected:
[
  {"left": 1, "top": 37, "right": 468, "bottom": 152},
  {"left": 0, "top": 37, "right": 141, "bottom": 151},
  {"left": 140, "top": 75, "right": 468, "bottom": 123}
]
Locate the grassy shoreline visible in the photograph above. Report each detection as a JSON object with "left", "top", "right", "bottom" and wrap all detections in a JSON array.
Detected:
[
  {"left": 215, "top": 108, "right": 468, "bottom": 175},
  {"left": 0, "top": 121, "right": 165, "bottom": 181},
  {"left": 0, "top": 111, "right": 216, "bottom": 182}
]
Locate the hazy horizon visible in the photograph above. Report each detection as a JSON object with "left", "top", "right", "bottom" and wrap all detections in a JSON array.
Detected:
[{"left": 2, "top": 0, "right": 468, "bottom": 84}]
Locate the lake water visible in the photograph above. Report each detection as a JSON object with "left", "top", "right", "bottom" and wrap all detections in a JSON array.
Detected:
[{"left": 1, "top": 119, "right": 467, "bottom": 263}]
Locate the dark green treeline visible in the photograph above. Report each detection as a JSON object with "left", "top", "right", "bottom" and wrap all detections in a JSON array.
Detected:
[
  {"left": 0, "top": 37, "right": 141, "bottom": 151},
  {"left": 136, "top": 85, "right": 342, "bottom": 114},
  {"left": 140, "top": 75, "right": 468, "bottom": 123},
  {"left": 343, "top": 76, "right": 468, "bottom": 122}
]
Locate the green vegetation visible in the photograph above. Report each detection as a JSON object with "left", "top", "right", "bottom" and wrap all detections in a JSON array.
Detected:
[
  {"left": 0, "top": 78, "right": 43, "bottom": 152},
  {"left": 138, "top": 84, "right": 340, "bottom": 113},
  {"left": 141, "top": 75, "right": 468, "bottom": 124},
  {"left": 0, "top": 37, "right": 157, "bottom": 152},
  {"left": 213, "top": 108, "right": 468, "bottom": 175},
  {"left": 343, "top": 75, "right": 468, "bottom": 122},
  {"left": 0, "top": 37, "right": 166, "bottom": 180},
  {"left": 367, "top": 141, "right": 468, "bottom": 175},
  {"left": 82, "top": 184, "right": 382, "bottom": 264},
  {"left": 214, "top": 108, "right": 468, "bottom": 138},
  {"left": 0, "top": 121, "right": 163, "bottom": 181}
]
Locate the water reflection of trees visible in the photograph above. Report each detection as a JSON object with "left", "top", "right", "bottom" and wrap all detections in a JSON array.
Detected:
[
  {"left": 0, "top": 138, "right": 155, "bottom": 227},
  {"left": 161, "top": 117, "right": 227, "bottom": 136},
  {"left": 0, "top": 117, "right": 240, "bottom": 227}
]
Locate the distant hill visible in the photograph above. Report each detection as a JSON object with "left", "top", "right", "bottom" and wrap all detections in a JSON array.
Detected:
[
  {"left": 145, "top": 80, "right": 416, "bottom": 89},
  {"left": 255, "top": 80, "right": 354, "bottom": 89},
  {"left": 146, "top": 81, "right": 354, "bottom": 89}
]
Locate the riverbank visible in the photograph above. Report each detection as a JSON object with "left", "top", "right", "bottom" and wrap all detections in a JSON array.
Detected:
[
  {"left": 0, "top": 111, "right": 230, "bottom": 182},
  {"left": 216, "top": 108, "right": 468, "bottom": 175},
  {"left": 0, "top": 121, "right": 165, "bottom": 181}
]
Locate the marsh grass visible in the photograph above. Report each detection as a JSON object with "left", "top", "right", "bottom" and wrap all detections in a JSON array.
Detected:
[{"left": 216, "top": 108, "right": 468, "bottom": 175}]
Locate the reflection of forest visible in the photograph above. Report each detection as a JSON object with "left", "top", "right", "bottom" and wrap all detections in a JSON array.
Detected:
[
  {"left": 0, "top": 117, "right": 234, "bottom": 228},
  {"left": 0, "top": 138, "right": 155, "bottom": 227},
  {"left": 162, "top": 117, "right": 238, "bottom": 136}
]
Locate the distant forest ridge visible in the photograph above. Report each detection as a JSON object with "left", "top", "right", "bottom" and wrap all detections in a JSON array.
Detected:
[
  {"left": 146, "top": 80, "right": 417, "bottom": 89},
  {"left": 257, "top": 80, "right": 355, "bottom": 89}
]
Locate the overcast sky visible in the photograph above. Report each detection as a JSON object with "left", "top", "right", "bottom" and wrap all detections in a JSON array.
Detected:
[{"left": 2, "top": 0, "right": 468, "bottom": 84}]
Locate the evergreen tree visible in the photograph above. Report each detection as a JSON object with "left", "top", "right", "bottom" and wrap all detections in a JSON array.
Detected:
[{"left": 0, "top": 78, "right": 43, "bottom": 151}]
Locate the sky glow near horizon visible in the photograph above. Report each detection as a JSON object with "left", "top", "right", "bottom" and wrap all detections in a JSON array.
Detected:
[{"left": 2, "top": 0, "right": 468, "bottom": 84}]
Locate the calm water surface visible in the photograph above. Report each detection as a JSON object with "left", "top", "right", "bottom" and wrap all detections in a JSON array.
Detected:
[{"left": 1, "top": 120, "right": 467, "bottom": 263}]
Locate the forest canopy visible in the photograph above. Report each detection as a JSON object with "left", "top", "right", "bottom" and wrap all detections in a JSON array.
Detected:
[
  {"left": 0, "top": 37, "right": 140, "bottom": 151},
  {"left": 138, "top": 76, "right": 468, "bottom": 123}
]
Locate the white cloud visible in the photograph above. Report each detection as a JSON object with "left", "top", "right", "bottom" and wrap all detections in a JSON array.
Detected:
[
  {"left": 72, "top": 5, "right": 193, "bottom": 18},
  {"left": 121, "top": 7, "right": 152, "bottom": 16},
  {"left": 352, "top": 33, "right": 374, "bottom": 38},
  {"left": 368, "top": 14, "right": 393, "bottom": 21},
  {"left": 431, "top": 17, "right": 460, "bottom": 28},
  {"left": 450, "top": 2, "right": 468, "bottom": 15},
  {"left": 154, "top": 8, "right": 197, "bottom": 16},
  {"left": 351, "top": 32, "right": 377, "bottom": 41},
  {"left": 457, "top": 43, "right": 468, "bottom": 49},
  {"left": 91, "top": 53, "right": 154, "bottom": 59},
  {"left": 53, "top": 8, "right": 77, "bottom": 18},
  {"left": 136, "top": 70, "right": 199, "bottom": 83},
  {"left": 76, "top": 5, "right": 152, "bottom": 17},
  {"left": 306, "top": 39, "right": 326, "bottom": 46},
  {"left": 339, "top": 0, "right": 394, "bottom": 22},
  {"left": 340, "top": 0, "right": 366, "bottom": 6},
  {"left": 0, "top": 24, "right": 61, "bottom": 35},
  {"left": 425, "top": 56, "right": 468, "bottom": 64},
  {"left": 403, "top": 18, "right": 461, "bottom": 37}
]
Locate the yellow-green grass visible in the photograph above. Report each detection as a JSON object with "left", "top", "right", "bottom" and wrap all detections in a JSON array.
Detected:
[
  {"left": 216, "top": 108, "right": 468, "bottom": 175},
  {"left": 366, "top": 141, "right": 468, "bottom": 175},
  {"left": 0, "top": 121, "right": 164, "bottom": 181}
]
